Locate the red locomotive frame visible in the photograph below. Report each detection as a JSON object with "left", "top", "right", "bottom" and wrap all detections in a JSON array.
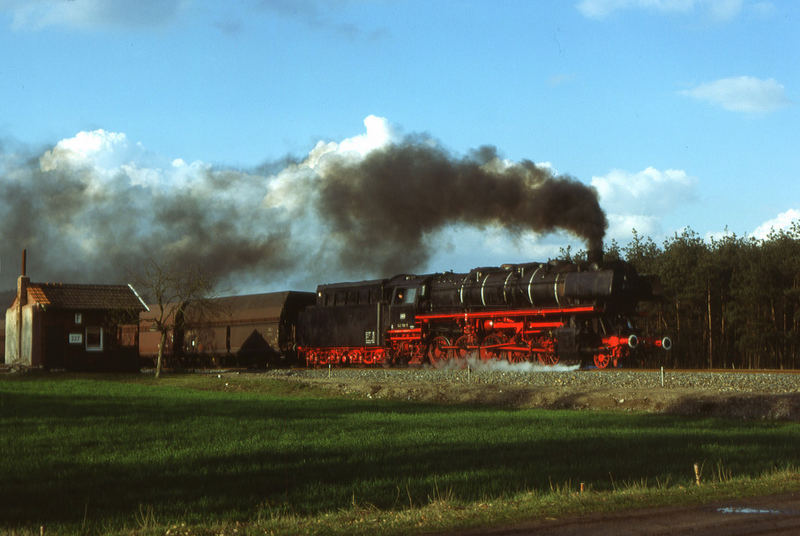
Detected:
[{"left": 301, "top": 304, "right": 666, "bottom": 369}]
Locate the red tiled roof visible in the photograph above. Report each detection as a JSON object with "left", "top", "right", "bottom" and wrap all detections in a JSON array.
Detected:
[{"left": 26, "top": 283, "right": 147, "bottom": 311}]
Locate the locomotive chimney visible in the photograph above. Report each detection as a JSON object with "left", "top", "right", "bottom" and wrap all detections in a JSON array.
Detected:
[{"left": 587, "top": 244, "right": 603, "bottom": 266}]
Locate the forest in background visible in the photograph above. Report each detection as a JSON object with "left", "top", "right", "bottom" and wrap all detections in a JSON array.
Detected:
[{"left": 580, "top": 221, "right": 800, "bottom": 370}]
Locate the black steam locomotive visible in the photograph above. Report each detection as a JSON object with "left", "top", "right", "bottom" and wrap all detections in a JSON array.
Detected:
[{"left": 297, "top": 259, "right": 671, "bottom": 368}]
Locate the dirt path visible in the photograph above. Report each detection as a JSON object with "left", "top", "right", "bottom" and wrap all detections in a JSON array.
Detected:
[{"left": 453, "top": 492, "right": 800, "bottom": 535}]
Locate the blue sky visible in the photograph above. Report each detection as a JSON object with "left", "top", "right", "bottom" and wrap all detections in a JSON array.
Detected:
[{"left": 0, "top": 0, "right": 798, "bottom": 291}]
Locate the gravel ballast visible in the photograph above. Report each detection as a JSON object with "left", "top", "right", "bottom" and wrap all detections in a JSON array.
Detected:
[{"left": 256, "top": 365, "right": 800, "bottom": 421}]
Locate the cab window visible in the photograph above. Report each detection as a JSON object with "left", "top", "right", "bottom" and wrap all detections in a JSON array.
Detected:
[
  {"left": 404, "top": 287, "right": 417, "bottom": 304},
  {"left": 394, "top": 287, "right": 417, "bottom": 305}
]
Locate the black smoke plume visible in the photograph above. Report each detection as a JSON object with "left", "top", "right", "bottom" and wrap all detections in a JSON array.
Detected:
[
  {"left": 0, "top": 152, "right": 296, "bottom": 297},
  {"left": 316, "top": 141, "right": 607, "bottom": 274},
  {"left": 0, "top": 132, "right": 605, "bottom": 300}
]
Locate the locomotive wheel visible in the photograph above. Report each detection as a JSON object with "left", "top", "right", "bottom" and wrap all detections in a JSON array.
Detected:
[
  {"left": 508, "top": 351, "right": 527, "bottom": 363},
  {"left": 534, "top": 338, "right": 559, "bottom": 366},
  {"left": 507, "top": 337, "right": 529, "bottom": 363},
  {"left": 427, "top": 336, "right": 451, "bottom": 368},
  {"left": 540, "top": 350, "right": 559, "bottom": 366},
  {"left": 453, "top": 335, "right": 472, "bottom": 361},
  {"left": 479, "top": 334, "right": 504, "bottom": 361},
  {"left": 593, "top": 352, "right": 611, "bottom": 369}
]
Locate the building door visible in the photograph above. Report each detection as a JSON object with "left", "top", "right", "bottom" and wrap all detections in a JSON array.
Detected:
[{"left": 45, "top": 325, "right": 65, "bottom": 369}]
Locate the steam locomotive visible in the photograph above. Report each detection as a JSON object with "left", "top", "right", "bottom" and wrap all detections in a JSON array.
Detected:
[{"left": 297, "top": 259, "right": 671, "bottom": 369}]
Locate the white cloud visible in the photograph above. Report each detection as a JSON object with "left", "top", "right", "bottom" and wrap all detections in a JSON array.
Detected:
[
  {"left": 40, "top": 129, "right": 131, "bottom": 168},
  {"left": 577, "top": 0, "right": 744, "bottom": 20},
  {"left": 591, "top": 167, "right": 695, "bottom": 213},
  {"left": 606, "top": 213, "right": 663, "bottom": 239},
  {"left": 39, "top": 129, "right": 168, "bottom": 185},
  {"left": 590, "top": 166, "right": 696, "bottom": 241},
  {"left": 426, "top": 224, "right": 578, "bottom": 272},
  {"left": 326, "top": 114, "right": 395, "bottom": 160},
  {"left": 680, "top": 76, "right": 791, "bottom": 113},
  {"left": 751, "top": 209, "right": 800, "bottom": 240},
  {"left": 707, "top": 0, "right": 745, "bottom": 20},
  {"left": 264, "top": 115, "right": 397, "bottom": 212},
  {"left": 36, "top": 128, "right": 220, "bottom": 193},
  {"left": 3, "top": 0, "right": 186, "bottom": 30}
]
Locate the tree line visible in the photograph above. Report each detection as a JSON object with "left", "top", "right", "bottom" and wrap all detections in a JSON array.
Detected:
[{"left": 565, "top": 221, "right": 800, "bottom": 369}]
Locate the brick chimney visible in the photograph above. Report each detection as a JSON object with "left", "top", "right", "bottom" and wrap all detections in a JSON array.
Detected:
[{"left": 17, "top": 249, "right": 29, "bottom": 306}]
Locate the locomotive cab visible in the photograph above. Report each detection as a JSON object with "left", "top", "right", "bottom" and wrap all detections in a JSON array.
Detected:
[{"left": 387, "top": 275, "right": 428, "bottom": 330}]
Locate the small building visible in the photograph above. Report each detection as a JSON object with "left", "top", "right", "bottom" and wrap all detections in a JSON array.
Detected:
[{"left": 4, "top": 255, "right": 148, "bottom": 371}]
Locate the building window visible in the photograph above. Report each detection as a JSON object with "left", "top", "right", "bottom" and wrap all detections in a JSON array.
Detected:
[
  {"left": 75, "top": 313, "right": 82, "bottom": 324},
  {"left": 86, "top": 326, "right": 103, "bottom": 351}
]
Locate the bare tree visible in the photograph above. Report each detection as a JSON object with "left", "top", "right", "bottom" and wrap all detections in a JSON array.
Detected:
[{"left": 133, "top": 259, "right": 215, "bottom": 378}]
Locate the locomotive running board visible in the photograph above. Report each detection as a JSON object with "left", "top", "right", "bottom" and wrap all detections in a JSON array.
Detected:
[{"left": 417, "top": 305, "right": 597, "bottom": 322}]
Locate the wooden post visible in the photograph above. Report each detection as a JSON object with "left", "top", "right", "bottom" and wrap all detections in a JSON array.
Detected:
[
  {"left": 694, "top": 463, "right": 701, "bottom": 486},
  {"left": 707, "top": 284, "right": 713, "bottom": 369}
]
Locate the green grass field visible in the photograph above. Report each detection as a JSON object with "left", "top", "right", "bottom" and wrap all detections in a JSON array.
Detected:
[{"left": 2, "top": 373, "right": 799, "bottom": 535}]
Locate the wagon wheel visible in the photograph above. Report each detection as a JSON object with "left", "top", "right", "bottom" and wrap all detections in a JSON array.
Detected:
[
  {"left": 593, "top": 352, "right": 611, "bottom": 369},
  {"left": 427, "top": 336, "right": 451, "bottom": 368},
  {"left": 387, "top": 342, "right": 412, "bottom": 368},
  {"left": 383, "top": 344, "right": 397, "bottom": 368},
  {"left": 479, "top": 334, "right": 505, "bottom": 361},
  {"left": 453, "top": 334, "right": 472, "bottom": 362},
  {"left": 347, "top": 349, "right": 363, "bottom": 366},
  {"left": 362, "top": 349, "right": 375, "bottom": 366}
]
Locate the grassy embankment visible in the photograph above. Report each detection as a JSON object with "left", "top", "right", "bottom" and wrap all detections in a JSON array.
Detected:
[{"left": 1, "top": 373, "right": 799, "bottom": 535}]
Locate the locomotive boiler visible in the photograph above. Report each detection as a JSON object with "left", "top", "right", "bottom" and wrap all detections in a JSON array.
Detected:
[{"left": 297, "top": 259, "right": 671, "bottom": 369}]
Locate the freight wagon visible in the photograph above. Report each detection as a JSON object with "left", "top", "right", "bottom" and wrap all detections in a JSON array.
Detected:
[{"left": 139, "top": 291, "right": 315, "bottom": 368}]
